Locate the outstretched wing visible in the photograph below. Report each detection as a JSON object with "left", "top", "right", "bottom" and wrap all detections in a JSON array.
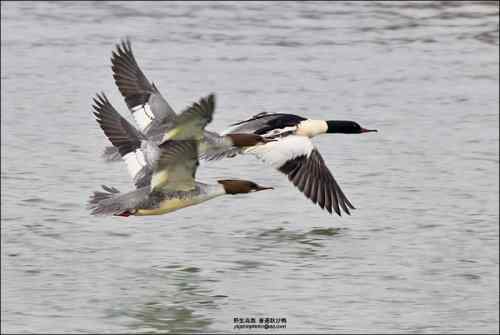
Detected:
[
  {"left": 111, "top": 38, "right": 176, "bottom": 134},
  {"left": 161, "top": 93, "right": 215, "bottom": 142},
  {"left": 246, "top": 135, "right": 355, "bottom": 216},
  {"left": 199, "top": 132, "right": 273, "bottom": 161},
  {"left": 92, "top": 93, "right": 144, "bottom": 156},
  {"left": 92, "top": 93, "right": 152, "bottom": 188},
  {"left": 151, "top": 140, "right": 199, "bottom": 192}
]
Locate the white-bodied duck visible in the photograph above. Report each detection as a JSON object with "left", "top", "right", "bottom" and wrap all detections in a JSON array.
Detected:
[{"left": 212, "top": 113, "right": 377, "bottom": 216}]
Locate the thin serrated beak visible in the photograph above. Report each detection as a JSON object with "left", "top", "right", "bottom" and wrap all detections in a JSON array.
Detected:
[{"left": 255, "top": 185, "right": 274, "bottom": 192}]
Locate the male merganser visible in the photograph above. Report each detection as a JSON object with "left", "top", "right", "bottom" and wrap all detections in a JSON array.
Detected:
[
  {"left": 211, "top": 113, "right": 377, "bottom": 216},
  {"left": 88, "top": 94, "right": 273, "bottom": 217},
  {"left": 106, "top": 39, "right": 377, "bottom": 216}
]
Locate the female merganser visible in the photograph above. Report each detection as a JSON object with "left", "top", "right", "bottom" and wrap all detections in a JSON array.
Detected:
[
  {"left": 88, "top": 94, "right": 273, "bottom": 217},
  {"left": 107, "top": 39, "right": 377, "bottom": 216}
]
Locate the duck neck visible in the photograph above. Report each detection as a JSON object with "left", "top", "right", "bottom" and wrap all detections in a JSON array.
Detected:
[
  {"left": 296, "top": 119, "right": 328, "bottom": 137},
  {"left": 201, "top": 182, "right": 228, "bottom": 199}
]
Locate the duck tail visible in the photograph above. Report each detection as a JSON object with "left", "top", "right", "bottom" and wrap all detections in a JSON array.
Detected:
[
  {"left": 87, "top": 185, "right": 124, "bottom": 216},
  {"left": 87, "top": 185, "right": 149, "bottom": 216}
]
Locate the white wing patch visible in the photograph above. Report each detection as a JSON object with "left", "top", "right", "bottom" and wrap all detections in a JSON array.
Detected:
[
  {"left": 123, "top": 150, "right": 147, "bottom": 180},
  {"left": 244, "top": 135, "right": 315, "bottom": 168},
  {"left": 131, "top": 104, "right": 154, "bottom": 131}
]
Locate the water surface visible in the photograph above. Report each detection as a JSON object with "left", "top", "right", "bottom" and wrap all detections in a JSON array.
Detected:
[{"left": 1, "top": 1, "right": 499, "bottom": 333}]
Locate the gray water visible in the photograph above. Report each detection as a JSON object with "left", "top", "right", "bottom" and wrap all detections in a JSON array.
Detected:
[{"left": 1, "top": 1, "right": 499, "bottom": 333}]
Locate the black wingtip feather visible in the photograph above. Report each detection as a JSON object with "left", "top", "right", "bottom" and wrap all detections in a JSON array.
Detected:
[
  {"left": 110, "top": 38, "right": 154, "bottom": 109},
  {"left": 91, "top": 92, "right": 143, "bottom": 157},
  {"left": 278, "top": 150, "right": 355, "bottom": 216}
]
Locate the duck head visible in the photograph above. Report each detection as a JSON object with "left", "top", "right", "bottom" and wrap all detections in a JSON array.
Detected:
[
  {"left": 326, "top": 120, "right": 377, "bottom": 134},
  {"left": 218, "top": 179, "right": 274, "bottom": 194}
]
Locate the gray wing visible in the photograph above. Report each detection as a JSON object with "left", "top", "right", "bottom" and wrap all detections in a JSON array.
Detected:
[
  {"left": 151, "top": 140, "right": 199, "bottom": 192},
  {"left": 161, "top": 94, "right": 215, "bottom": 142},
  {"left": 111, "top": 39, "right": 177, "bottom": 135},
  {"left": 92, "top": 93, "right": 145, "bottom": 156},
  {"left": 198, "top": 132, "right": 273, "bottom": 161},
  {"left": 149, "top": 93, "right": 226, "bottom": 188},
  {"left": 198, "top": 130, "right": 240, "bottom": 161},
  {"left": 201, "top": 112, "right": 279, "bottom": 160},
  {"left": 92, "top": 93, "right": 153, "bottom": 188}
]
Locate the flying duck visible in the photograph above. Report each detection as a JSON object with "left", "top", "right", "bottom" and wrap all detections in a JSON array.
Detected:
[
  {"left": 88, "top": 94, "right": 273, "bottom": 217},
  {"left": 211, "top": 113, "right": 377, "bottom": 216},
  {"left": 106, "top": 39, "right": 377, "bottom": 216}
]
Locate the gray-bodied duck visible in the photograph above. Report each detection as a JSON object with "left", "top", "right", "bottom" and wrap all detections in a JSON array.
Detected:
[{"left": 88, "top": 94, "right": 273, "bottom": 217}]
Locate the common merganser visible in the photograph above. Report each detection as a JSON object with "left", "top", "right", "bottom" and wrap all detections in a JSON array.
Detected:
[
  {"left": 211, "top": 113, "right": 377, "bottom": 216},
  {"left": 88, "top": 94, "right": 273, "bottom": 217},
  {"left": 106, "top": 39, "right": 377, "bottom": 216}
]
